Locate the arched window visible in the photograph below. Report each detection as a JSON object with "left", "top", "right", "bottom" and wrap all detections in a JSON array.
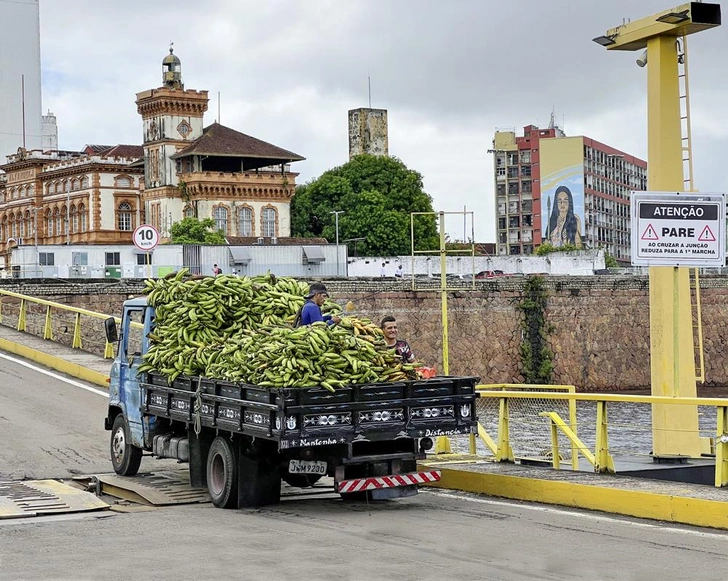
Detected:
[
  {"left": 71, "top": 178, "right": 80, "bottom": 191},
  {"left": 213, "top": 206, "right": 228, "bottom": 234},
  {"left": 54, "top": 208, "right": 61, "bottom": 236},
  {"left": 70, "top": 205, "right": 77, "bottom": 233},
  {"left": 24, "top": 211, "right": 32, "bottom": 238},
  {"left": 118, "top": 202, "right": 133, "bottom": 231},
  {"left": 237, "top": 206, "right": 253, "bottom": 237},
  {"left": 63, "top": 180, "right": 70, "bottom": 193},
  {"left": 61, "top": 205, "right": 68, "bottom": 235},
  {"left": 10, "top": 213, "right": 17, "bottom": 238},
  {"left": 261, "top": 207, "right": 276, "bottom": 238},
  {"left": 184, "top": 205, "right": 195, "bottom": 219},
  {"left": 45, "top": 210, "right": 52, "bottom": 237},
  {"left": 81, "top": 176, "right": 90, "bottom": 189},
  {"left": 19, "top": 215, "right": 25, "bottom": 238},
  {"left": 115, "top": 176, "right": 131, "bottom": 188},
  {"left": 79, "top": 203, "right": 87, "bottom": 232}
]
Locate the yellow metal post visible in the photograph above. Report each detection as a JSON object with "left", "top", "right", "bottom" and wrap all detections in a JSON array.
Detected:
[
  {"left": 495, "top": 398, "right": 514, "bottom": 462},
  {"left": 595, "top": 401, "right": 615, "bottom": 473},
  {"left": 435, "top": 212, "right": 451, "bottom": 453},
  {"left": 548, "top": 421, "right": 561, "bottom": 470},
  {"left": 596, "top": 3, "right": 721, "bottom": 458},
  {"left": 646, "top": 34, "right": 700, "bottom": 457},
  {"left": 17, "top": 298, "right": 27, "bottom": 331},
  {"left": 72, "top": 312, "right": 83, "bottom": 349},
  {"left": 43, "top": 305, "right": 53, "bottom": 340},
  {"left": 715, "top": 406, "right": 728, "bottom": 487}
]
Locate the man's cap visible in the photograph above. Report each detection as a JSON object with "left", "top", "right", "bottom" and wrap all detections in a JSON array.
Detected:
[{"left": 307, "top": 282, "right": 329, "bottom": 298}]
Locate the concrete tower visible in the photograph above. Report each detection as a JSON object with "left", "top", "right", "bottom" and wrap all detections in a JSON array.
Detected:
[
  {"left": 348, "top": 108, "right": 388, "bottom": 159},
  {"left": 0, "top": 0, "right": 43, "bottom": 162}
]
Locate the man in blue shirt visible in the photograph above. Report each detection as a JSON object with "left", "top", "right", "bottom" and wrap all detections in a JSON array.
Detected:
[{"left": 296, "top": 283, "right": 341, "bottom": 326}]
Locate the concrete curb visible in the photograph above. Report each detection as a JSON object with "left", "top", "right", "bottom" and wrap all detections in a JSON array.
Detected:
[
  {"left": 0, "top": 337, "right": 110, "bottom": 388},
  {"left": 423, "top": 466, "right": 728, "bottom": 530}
]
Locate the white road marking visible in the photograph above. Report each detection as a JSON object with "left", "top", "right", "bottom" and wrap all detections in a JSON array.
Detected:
[
  {"left": 0, "top": 352, "right": 108, "bottom": 397},
  {"left": 424, "top": 489, "right": 728, "bottom": 539}
]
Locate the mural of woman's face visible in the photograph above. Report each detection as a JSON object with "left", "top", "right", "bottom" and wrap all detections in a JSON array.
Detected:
[{"left": 557, "top": 191, "right": 569, "bottom": 214}]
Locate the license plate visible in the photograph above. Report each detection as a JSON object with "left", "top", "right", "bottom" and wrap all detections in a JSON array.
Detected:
[{"left": 289, "top": 459, "right": 327, "bottom": 475}]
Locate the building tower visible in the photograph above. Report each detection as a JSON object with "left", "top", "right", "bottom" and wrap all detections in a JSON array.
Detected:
[
  {"left": 135, "top": 47, "right": 209, "bottom": 234},
  {"left": 348, "top": 108, "right": 388, "bottom": 159},
  {"left": 0, "top": 0, "right": 42, "bottom": 162}
]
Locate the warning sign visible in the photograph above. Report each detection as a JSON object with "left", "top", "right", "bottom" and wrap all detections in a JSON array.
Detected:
[{"left": 631, "top": 192, "right": 726, "bottom": 267}]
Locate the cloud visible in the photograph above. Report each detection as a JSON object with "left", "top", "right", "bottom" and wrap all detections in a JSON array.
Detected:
[{"left": 34, "top": 0, "right": 728, "bottom": 241}]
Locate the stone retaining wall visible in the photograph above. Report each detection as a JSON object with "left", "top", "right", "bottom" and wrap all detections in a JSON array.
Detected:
[{"left": 2, "top": 276, "right": 727, "bottom": 391}]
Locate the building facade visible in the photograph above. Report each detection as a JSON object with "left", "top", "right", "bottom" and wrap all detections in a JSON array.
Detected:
[
  {"left": 137, "top": 48, "right": 305, "bottom": 241},
  {"left": 491, "top": 125, "right": 647, "bottom": 262},
  {"left": 0, "top": 146, "right": 144, "bottom": 268},
  {"left": 0, "top": 0, "right": 42, "bottom": 161}
]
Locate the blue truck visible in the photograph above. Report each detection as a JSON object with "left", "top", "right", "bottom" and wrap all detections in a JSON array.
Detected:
[{"left": 104, "top": 297, "right": 479, "bottom": 509}]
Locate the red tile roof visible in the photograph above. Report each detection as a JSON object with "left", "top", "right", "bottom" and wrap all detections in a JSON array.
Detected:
[
  {"left": 172, "top": 122, "right": 304, "bottom": 162},
  {"left": 100, "top": 144, "right": 144, "bottom": 159}
]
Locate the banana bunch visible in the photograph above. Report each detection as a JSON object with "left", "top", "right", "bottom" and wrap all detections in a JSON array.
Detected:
[{"left": 140, "top": 270, "right": 419, "bottom": 387}]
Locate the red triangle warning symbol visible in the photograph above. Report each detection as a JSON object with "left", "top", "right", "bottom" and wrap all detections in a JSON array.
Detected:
[
  {"left": 698, "top": 225, "right": 716, "bottom": 242},
  {"left": 641, "top": 224, "right": 659, "bottom": 240}
]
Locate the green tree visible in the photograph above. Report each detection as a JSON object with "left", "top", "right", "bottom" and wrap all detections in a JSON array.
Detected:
[
  {"left": 291, "top": 155, "right": 438, "bottom": 256},
  {"left": 169, "top": 217, "right": 226, "bottom": 245}
]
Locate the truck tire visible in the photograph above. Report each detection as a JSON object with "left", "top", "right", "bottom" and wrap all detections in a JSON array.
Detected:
[
  {"left": 283, "top": 474, "right": 322, "bottom": 488},
  {"left": 110, "top": 414, "right": 142, "bottom": 476},
  {"left": 207, "top": 437, "right": 238, "bottom": 509}
]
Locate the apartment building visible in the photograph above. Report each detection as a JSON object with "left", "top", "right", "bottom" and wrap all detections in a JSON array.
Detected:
[{"left": 491, "top": 125, "right": 647, "bottom": 262}]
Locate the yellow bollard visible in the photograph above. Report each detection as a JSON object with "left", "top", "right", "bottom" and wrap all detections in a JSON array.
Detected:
[{"left": 434, "top": 436, "right": 452, "bottom": 454}]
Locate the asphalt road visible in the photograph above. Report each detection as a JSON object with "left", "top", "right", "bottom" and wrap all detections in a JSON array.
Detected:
[{"left": 2, "top": 352, "right": 728, "bottom": 581}]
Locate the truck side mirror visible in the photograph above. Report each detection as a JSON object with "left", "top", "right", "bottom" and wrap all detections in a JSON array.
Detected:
[{"left": 104, "top": 317, "right": 118, "bottom": 344}]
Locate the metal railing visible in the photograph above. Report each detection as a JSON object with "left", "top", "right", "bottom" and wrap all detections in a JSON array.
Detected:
[
  {"left": 475, "top": 390, "right": 728, "bottom": 487},
  {"left": 0, "top": 289, "right": 141, "bottom": 358}
]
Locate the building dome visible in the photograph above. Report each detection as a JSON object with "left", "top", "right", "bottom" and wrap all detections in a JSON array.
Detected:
[
  {"left": 162, "top": 46, "right": 183, "bottom": 89},
  {"left": 162, "top": 47, "right": 181, "bottom": 67}
]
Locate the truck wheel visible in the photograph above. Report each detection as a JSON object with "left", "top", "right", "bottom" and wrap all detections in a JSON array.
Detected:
[
  {"left": 283, "top": 474, "right": 322, "bottom": 488},
  {"left": 207, "top": 437, "right": 238, "bottom": 509},
  {"left": 110, "top": 414, "right": 142, "bottom": 476}
]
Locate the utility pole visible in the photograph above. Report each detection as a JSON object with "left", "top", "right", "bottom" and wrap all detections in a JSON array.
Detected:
[{"left": 330, "top": 210, "right": 344, "bottom": 276}]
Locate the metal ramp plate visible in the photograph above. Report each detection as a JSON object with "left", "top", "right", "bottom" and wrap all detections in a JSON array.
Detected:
[
  {"left": 0, "top": 480, "right": 109, "bottom": 520},
  {"left": 90, "top": 470, "right": 210, "bottom": 506}
]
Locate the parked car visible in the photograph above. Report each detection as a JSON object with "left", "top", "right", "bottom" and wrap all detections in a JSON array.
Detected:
[{"left": 475, "top": 270, "right": 507, "bottom": 279}]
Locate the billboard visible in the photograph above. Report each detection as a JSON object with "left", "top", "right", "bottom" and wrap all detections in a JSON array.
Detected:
[{"left": 539, "top": 137, "right": 584, "bottom": 248}]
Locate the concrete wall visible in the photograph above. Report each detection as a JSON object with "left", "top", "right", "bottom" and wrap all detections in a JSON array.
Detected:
[{"left": 4, "top": 275, "right": 728, "bottom": 391}]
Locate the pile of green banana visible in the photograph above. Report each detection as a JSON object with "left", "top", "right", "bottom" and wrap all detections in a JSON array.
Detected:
[{"left": 139, "top": 270, "right": 419, "bottom": 390}]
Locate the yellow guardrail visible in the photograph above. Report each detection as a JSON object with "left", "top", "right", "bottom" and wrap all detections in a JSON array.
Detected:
[
  {"left": 0, "top": 289, "right": 142, "bottom": 358},
  {"left": 479, "top": 390, "right": 728, "bottom": 487},
  {"left": 475, "top": 384, "right": 579, "bottom": 469}
]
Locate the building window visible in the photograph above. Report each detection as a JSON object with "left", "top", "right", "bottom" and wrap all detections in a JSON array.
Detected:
[
  {"left": 105, "top": 252, "right": 121, "bottom": 266},
  {"left": 184, "top": 205, "right": 195, "bottom": 219},
  {"left": 45, "top": 210, "right": 52, "bottom": 237},
  {"left": 261, "top": 207, "right": 276, "bottom": 237},
  {"left": 79, "top": 203, "right": 87, "bottom": 232},
  {"left": 72, "top": 252, "right": 88, "bottom": 266},
  {"left": 81, "top": 176, "right": 89, "bottom": 189},
  {"left": 213, "top": 206, "right": 228, "bottom": 233},
  {"left": 70, "top": 205, "right": 77, "bottom": 233},
  {"left": 118, "top": 202, "right": 133, "bottom": 231},
  {"left": 39, "top": 252, "right": 54, "bottom": 266},
  {"left": 115, "top": 176, "right": 131, "bottom": 188},
  {"left": 54, "top": 208, "right": 61, "bottom": 236},
  {"left": 136, "top": 253, "right": 151, "bottom": 265},
  {"left": 237, "top": 206, "right": 253, "bottom": 237}
]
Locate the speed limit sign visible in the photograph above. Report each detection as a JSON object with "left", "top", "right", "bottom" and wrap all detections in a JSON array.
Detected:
[{"left": 133, "top": 224, "right": 160, "bottom": 251}]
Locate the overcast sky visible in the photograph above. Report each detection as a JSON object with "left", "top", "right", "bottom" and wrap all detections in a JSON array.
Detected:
[{"left": 35, "top": 0, "right": 728, "bottom": 241}]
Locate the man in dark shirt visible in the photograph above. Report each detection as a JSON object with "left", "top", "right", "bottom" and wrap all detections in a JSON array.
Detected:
[
  {"left": 296, "top": 282, "right": 341, "bottom": 326},
  {"left": 380, "top": 315, "right": 415, "bottom": 363}
]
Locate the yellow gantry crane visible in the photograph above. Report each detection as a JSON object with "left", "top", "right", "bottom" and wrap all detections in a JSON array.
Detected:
[{"left": 594, "top": 2, "right": 721, "bottom": 457}]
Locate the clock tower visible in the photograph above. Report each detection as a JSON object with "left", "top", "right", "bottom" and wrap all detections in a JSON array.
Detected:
[{"left": 135, "top": 47, "right": 208, "bottom": 234}]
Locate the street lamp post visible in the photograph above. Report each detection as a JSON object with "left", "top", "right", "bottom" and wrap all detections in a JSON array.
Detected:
[{"left": 330, "top": 210, "right": 344, "bottom": 276}]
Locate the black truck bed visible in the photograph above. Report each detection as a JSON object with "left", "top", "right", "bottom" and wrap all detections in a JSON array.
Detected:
[{"left": 143, "top": 372, "right": 479, "bottom": 449}]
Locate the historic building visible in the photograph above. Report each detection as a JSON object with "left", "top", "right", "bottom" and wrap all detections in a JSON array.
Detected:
[
  {"left": 137, "top": 48, "right": 305, "bottom": 241},
  {"left": 491, "top": 123, "right": 647, "bottom": 262},
  {"left": 0, "top": 145, "right": 144, "bottom": 268}
]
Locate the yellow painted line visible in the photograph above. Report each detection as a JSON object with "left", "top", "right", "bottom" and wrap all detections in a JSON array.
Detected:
[
  {"left": 421, "top": 466, "right": 728, "bottom": 530},
  {"left": 0, "top": 337, "right": 109, "bottom": 388}
]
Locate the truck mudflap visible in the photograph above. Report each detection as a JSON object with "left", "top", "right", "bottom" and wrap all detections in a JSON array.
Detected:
[{"left": 337, "top": 469, "right": 441, "bottom": 494}]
